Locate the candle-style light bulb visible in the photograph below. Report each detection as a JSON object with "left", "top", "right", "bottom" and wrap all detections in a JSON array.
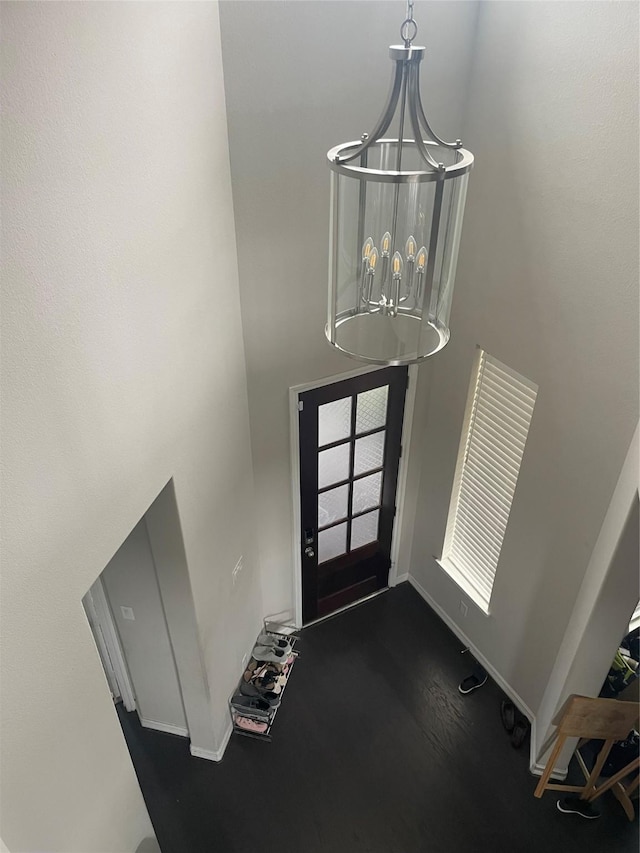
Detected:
[
  {"left": 403, "top": 236, "right": 416, "bottom": 302},
  {"left": 359, "top": 238, "right": 375, "bottom": 309},
  {"left": 380, "top": 231, "right": 391, "bottom": 258},
  {"left": 364, "top": 247, "right": 379, "bottom": 313},
  {"left": 405, "top": 236, "right": 416, "bottom": 261},
  {"left": 415, "top": 246, "right": 427, "bottom": 303},
  {"left": 390, "top": 251, "right": 403, "bottom": 317}
]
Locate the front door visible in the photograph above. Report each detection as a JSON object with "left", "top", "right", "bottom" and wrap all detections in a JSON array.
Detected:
[{"left": 299, "top": 367, "right": 408, "bottom": 623}]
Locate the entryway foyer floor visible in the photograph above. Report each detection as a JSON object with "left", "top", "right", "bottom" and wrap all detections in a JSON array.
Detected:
[{"left": 118, "top": 583, "right": 638, "bottom": 853}]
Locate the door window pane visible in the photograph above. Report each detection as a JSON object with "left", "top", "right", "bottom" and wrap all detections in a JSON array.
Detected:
[
  {"left": 319, "top": 397, "right": 352, "bottom": 447},
  {"left": 318, "top": 443, "right": 350, "bottom": 488},
  {"left": 318, "top": 484, "right": 349, "bottom": 529},
  {"left": 352, "top": 472, "right": 382, "bottom": 515},
  {"left": 356, "top": 386, "right": 389, "bottom": 434},
  {"left": 318, "top": 522, "right": 347, "bottom": 564},
  {"left": 351, "top": 510, "right": 380, "bottom": 550},
  {"left": 354, "top": 432, "right": 385, "bottom": 476}
]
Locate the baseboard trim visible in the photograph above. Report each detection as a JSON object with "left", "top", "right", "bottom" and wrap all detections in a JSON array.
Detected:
[
  {"left": 392, "top": 573, "right": 409, "bottom": 585},
  {"left": 190, "top": 721, "right": 233, "bottom": 763},
  {"left": 140, "top": 719, "right": 188, "bottom": 738},
  {"left": 407, "top": 574, "right": 561, "bottom": 778},
  {"left": 408, "top": 575, "right": 535, "bottom": 720},
  {"left": 530, "top": 760, "right": 568, "bottom": 781}
]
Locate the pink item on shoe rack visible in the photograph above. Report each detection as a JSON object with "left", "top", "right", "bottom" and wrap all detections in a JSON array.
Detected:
[{"left": 235, "top": 715, "right": 268, "bottom": 734}]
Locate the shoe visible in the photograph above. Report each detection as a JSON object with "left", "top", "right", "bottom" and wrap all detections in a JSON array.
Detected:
[
  {"left": 252, "top": 645, "right": 289, "bottom": 664},
  {"left": 458, "top": 673, "right": 488, "bottom": 694},
  {"left": 500, "top": 700, "right": 516, "bottom": 732},
  {"left": 556, "top": 797, "right": 600, "bottom": 819},
  {"left": 257, "top": 633, "right": 292, "bottom": 653},
  {"left": 239, "top": 679, "right": 281, "bottom": 706},
  {"left": 230, "top": 694, "right": 271, "bottom": 719},
  {"left": 511, "top": 720, "right": 529, "bottom": 749},
  {"left": 235, "top": 715, "right": 268, "bottom": 734},
  {"left": 255, "top": 674, "right": 277, "bottom": 691},
  {"left": 267, "top": 676, "right": 286, "bottom": 695}
]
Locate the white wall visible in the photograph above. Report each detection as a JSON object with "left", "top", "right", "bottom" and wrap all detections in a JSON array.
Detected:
[
  {"left": 219, "top": 0, "right": 480, "bottom": 617},
  {"left": 0, "top": 3, "right": 262, "bottom": 851},
  {"left": 144, "top": 481, "right": 221, "bottom": 759},
  {"left": 101, "top": 519, "right": 187, "bottom": 732},
  {"left": 408, "top": 0, "right": 639, "bottom": 717},
  {"left": 534, "top": 425, "right": 639, "bottom": 770}
]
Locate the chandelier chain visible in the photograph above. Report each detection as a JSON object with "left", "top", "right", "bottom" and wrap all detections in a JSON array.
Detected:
[{"left": 400, "top": 0, "right": 418, "bottom": 47}]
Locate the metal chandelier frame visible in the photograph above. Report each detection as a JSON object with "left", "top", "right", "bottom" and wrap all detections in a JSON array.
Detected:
[{"left": 325, "top": 0, "right": 474, "bottom": 365}]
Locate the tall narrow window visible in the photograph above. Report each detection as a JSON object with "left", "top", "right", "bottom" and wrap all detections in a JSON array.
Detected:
[{"left": 441, "top": 350, "right": 538, "bottom": 613}]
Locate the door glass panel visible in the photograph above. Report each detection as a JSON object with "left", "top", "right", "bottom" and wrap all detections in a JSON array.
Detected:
[
  {"left": 318, "top": 484, "right": 349, "bottom": 529},
  {"left": 318, "top": 522, "right": 347, "bottom": 564},
  {"left": 356, "top": 385, "right": 389, "bottom": 434},
  {"left": 352, "top": 471, "right": 382, "bottom": 515},
  {"left": 318, "top": 443, "right": 350, "bottom": 489},
  {"left": 319, "top": 397, "right": 352, "bottom": 447},
  {"left": 354, "top": 432, "right": 385, "bottom": 476},
  {"left": 351, "top": 510, "right": 380, "bottom": 550}
]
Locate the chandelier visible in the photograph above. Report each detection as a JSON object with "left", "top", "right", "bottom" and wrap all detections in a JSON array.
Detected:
[{"left": 326, "top": 1, "right": 474, "bottom": 364}]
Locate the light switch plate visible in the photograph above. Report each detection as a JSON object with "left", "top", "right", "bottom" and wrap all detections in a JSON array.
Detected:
[{"left": 120, "top": 606, "right": 135, "bottom": 621}]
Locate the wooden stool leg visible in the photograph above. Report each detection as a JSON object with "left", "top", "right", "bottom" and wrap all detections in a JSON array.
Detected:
[
  {"left": 587, "top": 757, "right": 640, "bottom": 801},
  {"left": 624, "top": 774, "right": 640, "bottom": 798},
  {"left": 588, "top": 757, "right": 640, "bottom": 819},
  {"left": 534, "top": 734, "right": 567, "bottom": 798},
  {"left": 580, "top": 739, "right": 614, "bottom": 800},
  {"left": 614, "top": 773, "right": 640, "bottom": 820}
]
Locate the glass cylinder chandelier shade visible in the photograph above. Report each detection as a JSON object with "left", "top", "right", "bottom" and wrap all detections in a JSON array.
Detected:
[{"left": 326, "top": 10, "right": 473, "bottom": 365}]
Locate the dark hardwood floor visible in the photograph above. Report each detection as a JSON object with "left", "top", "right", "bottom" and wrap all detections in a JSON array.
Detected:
[{"left": 118, "top": 583, "right": 638, "bottom": 853}]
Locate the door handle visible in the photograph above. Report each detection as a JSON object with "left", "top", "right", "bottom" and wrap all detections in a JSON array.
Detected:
[{"left": 304, "top": 546, "right": 315, "bottom": 558}]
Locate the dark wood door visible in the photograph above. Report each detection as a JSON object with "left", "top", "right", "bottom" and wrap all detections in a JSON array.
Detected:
[{"left": 299, "top": 367, "right": 408, "bottom": 623}]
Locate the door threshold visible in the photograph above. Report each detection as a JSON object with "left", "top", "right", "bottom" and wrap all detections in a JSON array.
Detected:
[{"left": 303, "top": 587, "right": 389, "bottom": 629}]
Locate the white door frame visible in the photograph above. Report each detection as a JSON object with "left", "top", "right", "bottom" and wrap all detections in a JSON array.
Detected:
[
  {"left": 83, "top": 586, "right": 121, "bottom": 700},
  {"left": 289, "top": 363, "right": 419, "bottom": 628},
  {"left": 84, "top": 578, "right": 137, "bottom": 712}
]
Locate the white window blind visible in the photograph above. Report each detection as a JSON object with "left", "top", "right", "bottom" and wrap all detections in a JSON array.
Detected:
[
  {"left": 441, "top": 350, "right": 538, "bottom": 612},
  {"left": 630, "top": 601, "right": 640, "bottom": 631}
]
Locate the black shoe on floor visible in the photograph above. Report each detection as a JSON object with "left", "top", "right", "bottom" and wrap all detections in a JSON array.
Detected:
[
  {"left": 556, "top": 797, "right": 600, "bottom": 819},
  {"left": 510, "top": 719, "right": 529, "bottom": 749},
  {"left": 500, "top": 699, "right": 516, "bottom": 732},
  {"left": 458, "top": 673, "right": 488, "bottom": 694}
]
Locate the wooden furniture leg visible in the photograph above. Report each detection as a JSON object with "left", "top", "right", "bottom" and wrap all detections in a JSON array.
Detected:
[
  {"left": 533, "top": 695, "right": 639, "bottom": 814},
  {"left": 587, "top": 757, "right": 640, "bottom": 822},
  {"left": 534, "top": 734, "right": 567, "bottom": 798},
  {"left": 579, "top": 739, "right": 615, "bottom": 800}
]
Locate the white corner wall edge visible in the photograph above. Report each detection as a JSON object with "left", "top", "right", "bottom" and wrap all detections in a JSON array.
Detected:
[
  {"left": 533, "top": 420, "right": 640, "bottom": 771},
  {"left": 140, "top": 720, "right": 189, "bottom": 738},
  {"left": 406, "top": 574, "right": 566, "bottom": 781},
  {"left": 190, "top": 721, "right": 233, "bottom": 763},
  {"left": 392, "top": 573, "right": 409, "bottom": 586},
  {"left": 388, "top": 364, "right": 420, "bottom": 586}
]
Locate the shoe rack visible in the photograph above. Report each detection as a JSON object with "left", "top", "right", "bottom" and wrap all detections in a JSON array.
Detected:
[{"left": 229, "top": 620, "right": 299, "bottom": 743}]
